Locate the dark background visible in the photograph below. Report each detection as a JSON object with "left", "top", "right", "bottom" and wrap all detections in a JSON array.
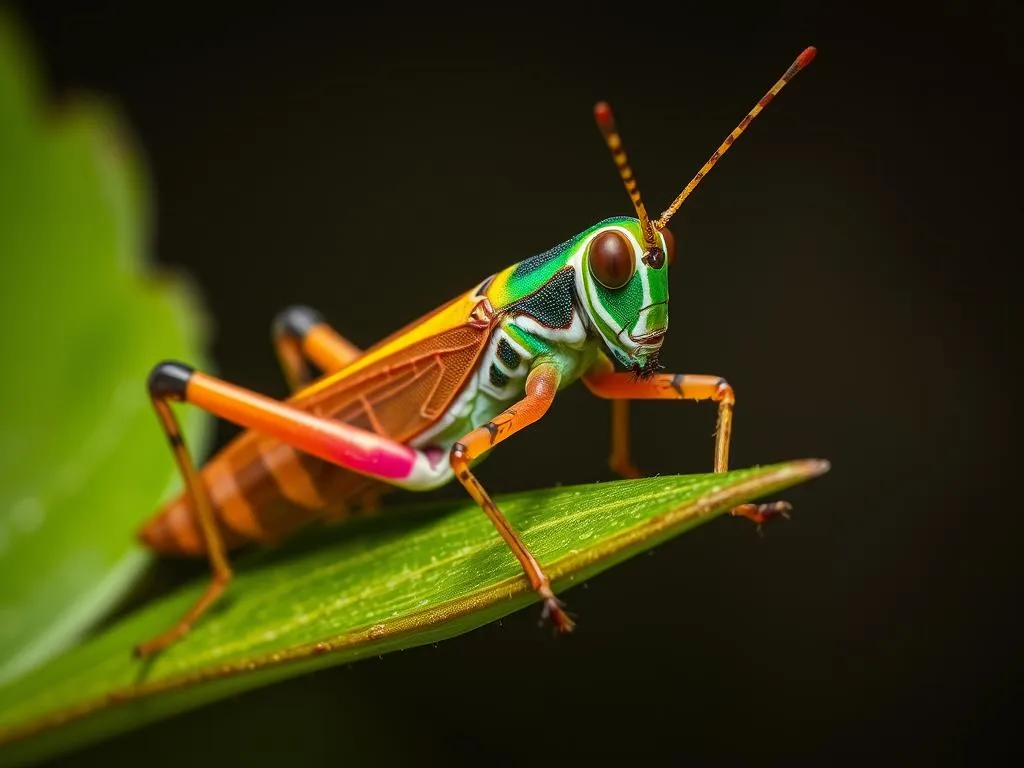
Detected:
[{"left": 7, "top": 2, "right": 1020, "bottom": 764}]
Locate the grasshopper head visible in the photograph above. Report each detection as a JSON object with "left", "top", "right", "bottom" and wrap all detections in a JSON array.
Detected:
[
  {"left": 586, "top": 48, "right": 816, "bottom": 373},
  {"left": 577, "top": 217, "right": 674, "bottom": 376}
]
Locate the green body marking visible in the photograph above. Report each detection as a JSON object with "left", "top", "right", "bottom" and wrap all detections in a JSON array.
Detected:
[{"left": 409, "top": 215, "right": 670, "bottom": 457}]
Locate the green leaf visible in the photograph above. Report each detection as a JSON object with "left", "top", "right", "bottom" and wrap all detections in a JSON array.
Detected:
[
  {"left": 0, "top": 460, "right": 828, "bottom": 767},
  {"left": 0, "top": 11, "right": 212, "bottom": 686}
]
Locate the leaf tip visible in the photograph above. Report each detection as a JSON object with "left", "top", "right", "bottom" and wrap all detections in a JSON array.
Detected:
[{"left": 800, "top": 458, "right": 831, "bottom": 477}]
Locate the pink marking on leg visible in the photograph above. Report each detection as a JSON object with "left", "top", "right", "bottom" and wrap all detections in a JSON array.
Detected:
[{"left": 325, "top": 426, "right": 418, "bottom": 481}]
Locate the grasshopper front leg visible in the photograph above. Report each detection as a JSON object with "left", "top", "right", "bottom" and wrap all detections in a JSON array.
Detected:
[
  {"left": 608, "top": 399, "right": 642, "bottom": 479},
  {"left": 450, "top": 362, "right": 575, "bottom": 632},
  {"left": 582, "top": 353, "right": 791, "bottom": 528}
]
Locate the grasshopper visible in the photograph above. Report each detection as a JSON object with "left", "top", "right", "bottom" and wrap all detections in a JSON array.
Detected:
[{"left": 135, "top": 47, "right": 818, "bottom": 657}]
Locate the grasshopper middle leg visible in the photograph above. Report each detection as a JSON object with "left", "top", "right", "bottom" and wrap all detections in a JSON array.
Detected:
[{"left": 450, "top": 362, "right": 574, "bottom": 632}]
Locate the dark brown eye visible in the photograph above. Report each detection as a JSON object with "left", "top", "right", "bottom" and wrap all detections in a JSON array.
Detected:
[{"left": 588, "top": 230, "right": 634, "bottom": 289}]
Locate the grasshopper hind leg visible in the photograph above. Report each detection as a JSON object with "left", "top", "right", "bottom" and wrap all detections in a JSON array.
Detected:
[
  {"left": 272, "top": 305, "right": 363, "bottom": 391},
  {"left": 135, "top": 358, "right": 466, "bottom": 656},
  {"left": 134, "top": 362, "right": 233, "bottom": 659}
]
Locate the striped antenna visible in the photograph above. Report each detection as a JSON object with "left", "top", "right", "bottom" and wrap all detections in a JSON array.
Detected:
[
  {"left": 594, "top": 101, "right": 657, "bottom": 249},
  {"left": 655, "top": 46, "right": 817, "bottom": 230}
]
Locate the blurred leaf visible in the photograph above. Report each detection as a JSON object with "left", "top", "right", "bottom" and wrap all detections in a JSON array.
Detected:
[
  {"left": 0, "top": 460, "right": 828, "bottom": 766},
  {"left": 0, "top": 11, "right": 212, "bottom": 685}
]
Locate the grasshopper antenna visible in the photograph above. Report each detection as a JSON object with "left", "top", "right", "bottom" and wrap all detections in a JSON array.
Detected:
[
  {"left": 594, "top": 101, "right": 658, "bottom": 251},
  {"left": 655, "top": 46, "right": 817, "bottom": 230}
]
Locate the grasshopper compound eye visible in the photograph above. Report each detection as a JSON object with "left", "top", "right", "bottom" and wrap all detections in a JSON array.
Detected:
[{"left": 588, "top": 230, "right": 635, "bottom": 289}]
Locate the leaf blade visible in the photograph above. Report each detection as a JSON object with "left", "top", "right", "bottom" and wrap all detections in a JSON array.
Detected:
[{"left": 0, "top": 460, "right": 828, "bottom": 767}]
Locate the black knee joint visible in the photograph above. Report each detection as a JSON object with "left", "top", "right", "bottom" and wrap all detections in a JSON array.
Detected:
[
  {"left": 273, "top": 305, "right": 324, "bottom": 341},
  {"left": 148, "top": 361, "right": 194, "bottom": 400}
]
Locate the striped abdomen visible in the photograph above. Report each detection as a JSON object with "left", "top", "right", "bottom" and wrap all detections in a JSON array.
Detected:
[{"left": 138, "top": 430, "right": 385, "bottom": 556}]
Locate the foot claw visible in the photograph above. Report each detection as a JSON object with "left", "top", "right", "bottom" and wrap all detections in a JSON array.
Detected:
[
  {"left": 733, "top": 500, "right": 793, "bottom": 529},
  {"left": 133, "top": 622, "right": 190, "bottom": 659},
  {"left": 540, "top": 596, "right": 576, "bottom": 634},
  {"left": 134, "top": 641, "right": 159, "bottom": 660}
]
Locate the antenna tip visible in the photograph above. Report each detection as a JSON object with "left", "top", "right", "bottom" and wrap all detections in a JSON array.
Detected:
[
  {"left": 796, "top": 46, "right": 817, "bottom": 68},
  {"left": 593, "top": 101, "right": 614, "bottom": 128}
]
